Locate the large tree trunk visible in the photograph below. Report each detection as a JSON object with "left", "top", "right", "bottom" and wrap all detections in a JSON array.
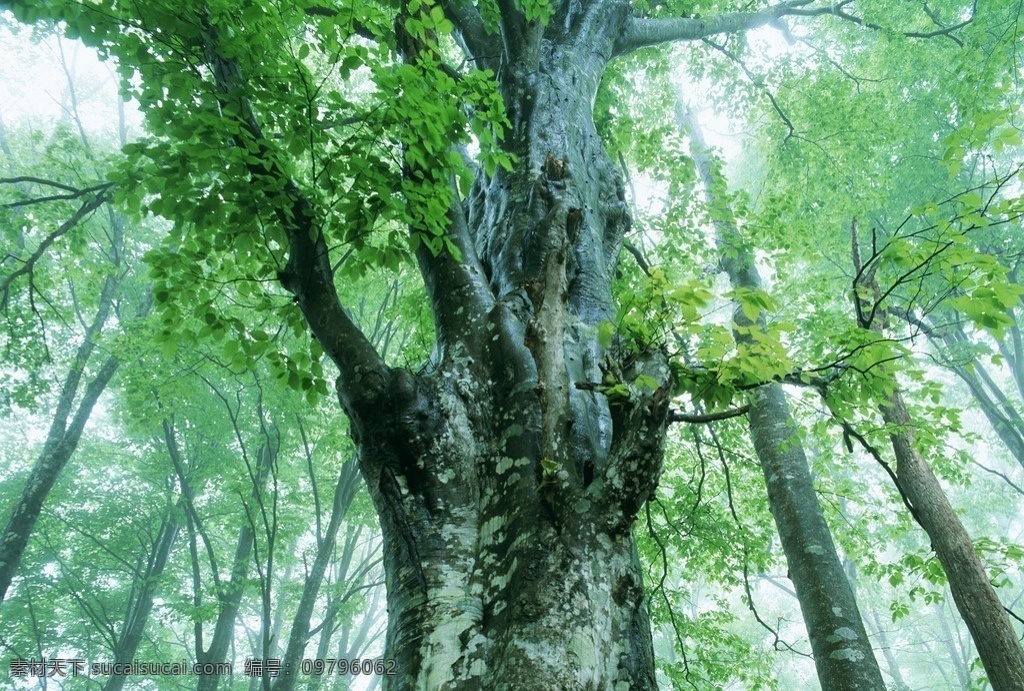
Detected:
[
  {"left": 186, "top": 1, "right": 881, "bottom": 687},
  {"left": 294, "top": 8, "right": 673, "bottom": 688},
  {"left": 352, "top": 384, "right": 664, "bottom": 690},
  {"left": 682, "top": 104, "right": 885, "bottom": 690}
]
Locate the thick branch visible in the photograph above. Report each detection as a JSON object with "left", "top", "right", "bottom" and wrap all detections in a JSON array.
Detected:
[
  {"left": 416, "top": 200, "right": 496, "bottom": 357},
  {"left": 199, "top": 19, "right": 387, "bottom": 400},
  {"left": 495, "top": 0, "right": 542, "bottom": 71},
  {"left": 439, "top": 0, "right": 501, "bottom": 70},
  {"left": 668, "top": 404, "right": 751, "bottom": 424},
  {"left": 614, "top": 0, "right": 840, "bottom": 57},
  {"left": 614, "top": 0, "right": 972, "bottom": 57},
  {"left": 396, "top": 34, "right": 496, "bottom": 359},
  {"left": 702, "top": 38, "right": 796, "bottom": 141}
]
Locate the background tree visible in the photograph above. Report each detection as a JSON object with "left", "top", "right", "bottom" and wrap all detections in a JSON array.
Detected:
[{"left": 0, "top": 39, "right": 150, "bottom": 601}]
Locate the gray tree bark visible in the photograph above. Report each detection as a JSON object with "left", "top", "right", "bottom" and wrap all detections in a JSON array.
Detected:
[
  {"left": 0, "top": 267, "right": 121, "bottom": 603},
  {"left": 681, "top": 103, "right": 885, "bottom": 691},
  {"left": 204, "top": 1, "right": 862, "bottom": 685}
]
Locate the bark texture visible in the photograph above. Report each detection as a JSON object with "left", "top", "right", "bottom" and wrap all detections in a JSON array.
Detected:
[
  {"left": 683, "top": 105, "right": 885, "bottom": 690},
  {"left": 880, "top": 391, "right": 1024, "bottom": 690},
  {"left": 271, "top": 3, "right": 680, "bottom": 686},
  {"left": 188, "top": 0, "right": 890, "bottom": 686}
]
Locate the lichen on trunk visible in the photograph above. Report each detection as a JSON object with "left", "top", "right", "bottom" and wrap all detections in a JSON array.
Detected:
[
  {"left": 342, "top": 350, "right": 665, "bottom": 689},
  {"left": 335, "top": 21, "right": 676, "bottom": 683}
]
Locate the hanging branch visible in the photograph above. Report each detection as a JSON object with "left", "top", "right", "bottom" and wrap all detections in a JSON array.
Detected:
[
  {"left": 0, "top": 187, "right": 111, "bottom": 313},
  {"left": 702, "top": 38, "right": 796, "bottom": 142}
]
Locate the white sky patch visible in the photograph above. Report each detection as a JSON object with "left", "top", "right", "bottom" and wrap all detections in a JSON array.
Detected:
[{"left": 0, "top": 19, "right": 136, "bottom": 136}]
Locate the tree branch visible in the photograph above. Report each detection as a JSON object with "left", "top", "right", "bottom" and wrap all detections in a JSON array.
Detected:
[
  {"left": 702, "top": 37, "right": 796, "bottom": 142},
  {"left": 614, "top": 0, "right": 843, "bottom": 57},
  {"left": 668, "top": 403, "right": 751, "bottom": 424},
  {"left": 415, "top": 197, "right": 497, "bottom": 359},
  {"left": 395, "top": 30, "right": 497, "bottom": 360},
  {"left": 439, "top": 0, "right": 501, "bottom": 70},
  {"left": 199, "top": 17, "right": 387, "bottom": 401},
  {"left": 0, "top": 187, "right": 110, "bottom": 313},
  {"left": 833, "top": 414, "right": 922, "bottom": 527},
  {"left": 1, "top": 179, "right": 113, "bottom": 209},
  {"left": 827, "top": 0, "right": 976, "bottom": 45},
  {"left": 613, "top": 0, "right": 973, "bottom": 57}
]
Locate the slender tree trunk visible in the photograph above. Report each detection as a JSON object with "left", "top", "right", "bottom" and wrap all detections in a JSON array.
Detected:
[
  {"left": 0, "top": 342, "right": 119, "bottom": 602},
  {"left": 320, "top": 573, "right": 385, "bottom": 691},
  {"left": 267, "top": 548, "right": 295, "bottom": 661},
  {"left": 103, "top": 498, "right": 183, "bottom": 691},
  {"left": 866, "top": 607, "right": 911, "bottom": 691},
  {"left": 681, "top": 104, "right": 885, "bottom": 690},
  {"left": 881, "top": 390, "right": 1024, "bottom": 689},
  {"left": 0, "top": 186, "right": 134, "bottom": 602},
  {"left": 950, "top": 360, "right": 1024, "bottom": 467},
  {"left": 851, "top": 221, "right": 1024, "bottom": 691},
  {"left": 997, "top": 300, "right": 1024, "bottom": 402},
  {"left": 914, "top": 315, "right": 1024, "bottom": 468},
  {"left": 936, "top": 601, "right": 973, "bottom": 690},
  {"left": 197, "top": 440, "right": 277, "bottom": 691},
  {"left": 276, "top": 461, "right": 361, "bottom": 691}
]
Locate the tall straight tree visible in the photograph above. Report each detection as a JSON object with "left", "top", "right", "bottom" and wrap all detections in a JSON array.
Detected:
[
  {"left": 2, "top": 0, "right": 987, "bottom": 687},
  {"left": 680, "top": 103, "right": 884, "bottom": 690},
  {"left": 0, "top": 54, "right": 145, "bottom": 602}
]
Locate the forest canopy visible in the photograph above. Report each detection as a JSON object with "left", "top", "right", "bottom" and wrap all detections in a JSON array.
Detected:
[{"left": 1, "top": 0, "right": 1023, "bottom": 689}]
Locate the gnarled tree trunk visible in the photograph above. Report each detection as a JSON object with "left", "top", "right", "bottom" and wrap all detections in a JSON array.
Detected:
[{"left": 266, "top": 3, "right": 704, "bottom": 686}]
